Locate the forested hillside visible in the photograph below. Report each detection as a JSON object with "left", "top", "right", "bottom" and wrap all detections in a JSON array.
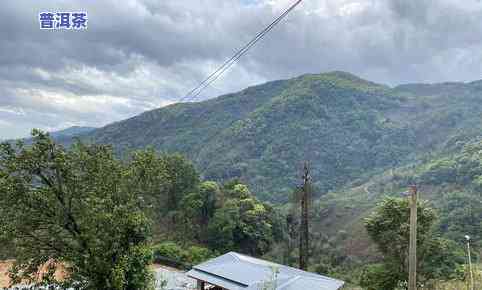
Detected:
[
  {"left": 3, "top": 71, "right": 482, "bottom": 288},
  {"left": 65, "top": 71, "right": 482, "bottom": 204},
  {"left": 68, "top": 71, "right": 482, "bottom": 277}
]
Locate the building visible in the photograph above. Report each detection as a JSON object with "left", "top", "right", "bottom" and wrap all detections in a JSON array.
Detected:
[{"left": 187, "top": 252, "right": 345, "bottom": 290}]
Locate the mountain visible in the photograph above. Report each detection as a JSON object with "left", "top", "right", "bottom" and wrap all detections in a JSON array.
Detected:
[
  {"left": 15, "top": 126, "right": 96, "bottom": 146},
  {"left": 61, "top": 71, "right": 482, "bottom": 203},
  {"left": 49, "top": 126, "right": 96, "bottom": 138},
  {"left": 75, "top": 72, "right": 411, "bottom": 201},
  {"left": 14, "top": 71, "right": 482, "bottom": 260}
]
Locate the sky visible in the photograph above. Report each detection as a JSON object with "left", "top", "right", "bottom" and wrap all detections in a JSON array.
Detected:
[{"left": 1, "top": 0, "right": 482, "bottom": 139}]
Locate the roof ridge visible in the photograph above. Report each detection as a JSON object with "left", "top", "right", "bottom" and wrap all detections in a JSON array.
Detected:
[{"left": 231, "top": 252, "right": 342, "bottom": 283}]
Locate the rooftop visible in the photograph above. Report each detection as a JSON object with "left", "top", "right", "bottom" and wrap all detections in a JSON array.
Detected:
[{"left": 186, "top": 252, "right": 345, "bottom": 290}]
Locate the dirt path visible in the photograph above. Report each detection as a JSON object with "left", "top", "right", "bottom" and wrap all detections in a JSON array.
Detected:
[{"left": 0, "top": 260, "right": 14, "bottom": 288}]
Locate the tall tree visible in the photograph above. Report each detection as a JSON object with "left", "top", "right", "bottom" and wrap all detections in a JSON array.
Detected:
[
  {"left": 207, "top": 181, "right": 275, "bottom": 256},
  {"left": 362, "top": 197, "right": 463, "bottom": 289},
  {"left": 162, "top": 154, "right": 199, "bottom": 211},
  {"left": 0, "top": 130, "right": 168, "bottom": 289},
  {"left": 294, "top": 162, "right": 312, "bottom": 270},
  {"left": 177, "top": 181, "right": 221, "bottom": 241}
]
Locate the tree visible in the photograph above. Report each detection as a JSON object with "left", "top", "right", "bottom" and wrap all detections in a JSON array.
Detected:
[
  {"left": 438, "top": 191, "right": 482, "bottom": 249},
  {"left": 207, "top": 199, "right": 240, "bottom": 251},
  {"left": 360, "top": 264, "right": 401, "bottom": 290},
  {"left": 177, "top": 181, "right": 221, "bottom": 241},
  {"left": 363, "top": 197, "right": 463, "bottom": 289},
  {"left": 207, "top": 195, "right": 274, "bottom": 256},
  {"left": 198, "top": 181, "right": 221, "bottom": 226},
  {"left": 162, "top": 154, "right": 199, "bottom": 211},
  {"left": 0, "top": 131, "right": 166, "bottom": 289}
]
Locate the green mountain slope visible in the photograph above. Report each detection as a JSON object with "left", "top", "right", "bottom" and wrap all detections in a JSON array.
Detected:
[
  {"left": 50, "top": 126, "right": 96, "bottom": 138},
  {"left": 79, "top": 72, "right": 424, "bottom": 201},
  {"left": 314, "top": 135, "right": 482, "bottom": 260},
  {"left": 33, "top": 71, "right": 482, "bottom": 263},
  {"left": 70, "top": 71, "right": 482, "bottom": 202}
]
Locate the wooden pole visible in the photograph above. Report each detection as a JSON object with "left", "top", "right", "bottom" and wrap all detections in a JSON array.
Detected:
[
  {"left": 408, "top": 185, "right": 418, "bottom": 290},
  {"left": 299, "top": 162, "right": 310, "bottom": 270}
]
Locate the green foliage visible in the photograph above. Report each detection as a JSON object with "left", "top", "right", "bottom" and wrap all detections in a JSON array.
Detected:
[
  {"left": 364, "top": 197, "right": 437, "bottom": 269},
  {"left": 162, "top": 154, "right": 199, "bottom": 211},
  {"left": 176, "top": 181, "right": 222, "bottom": 241},
  {"left": 152, "top": 242, "right": 215, "bottom": 266},
  {"left": 198, "top": 181, "right": 222, "bottom": 224},
  {"left": 438, "top": 192, "right": 482, "bottom": 249},
  {"left": 363, "top": 197, "right": 464, "bottom": 288},
  {"left": 360, "top": 264, "right": 400, "bottom": 290},
  {"left": 170, "top": 179, "right": 279, "bottom": 256},
  {"left": 152, "top": 242, "right": 184, "bottom": 262},
  {"left": 11, "top": 72, "right": 482, "bottom": 288},
  {"left": 185, "top": 245, "right": 215, "bottom": 265},
  {"left": 0, "top": 130, "right": 161, "bottom": 290},
  {"left": 418, "top": 139, "right": 482, "bottom": 189},
  {"left": 207, "top": 196, "right": 275, "bottom": 255},
  {"left": 410, "top": 139, "right": 482, "bottom": 250},
  {"left": 420, "top": 237, "right": 465, "bottom": 281},
  {"left": 65, "top": 71, "right": 421, "bottom": 202},
  {"left": 49, "top": 72, "right": 482, "bottom": 207}
]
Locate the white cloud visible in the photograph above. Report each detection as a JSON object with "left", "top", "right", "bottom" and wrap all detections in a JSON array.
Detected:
[
  {"left": 0, "top": 119, "right": 12, "bottom": 126},
  {"left": 1, "top": 0, "right": 482, "bottom": 139},
  {"left": 0, "top": 106, "right": 26, "bottom": 116}
]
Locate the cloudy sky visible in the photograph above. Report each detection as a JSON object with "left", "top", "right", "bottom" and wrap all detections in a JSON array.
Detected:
[{"left": 1, "top": 0, "right": 482, "bottom": 139}]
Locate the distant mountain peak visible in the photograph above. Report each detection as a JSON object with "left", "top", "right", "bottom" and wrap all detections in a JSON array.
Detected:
[
  {"left": 50, "top": 126, "right": 96, "bottom": 138},
  {"left": 293, "top": 71, "right": 388, "bottom": 93},
  {"left": 321, "top": 70, "right": 363, "bottom": 79}
]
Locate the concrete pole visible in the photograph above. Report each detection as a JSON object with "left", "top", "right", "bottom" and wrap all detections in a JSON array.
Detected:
[
  {"left": 467, "top": 239, "right": 474, "bottom": 290},
  {"left": 408, "top": 185, "right": 418, "bottom": 290}
]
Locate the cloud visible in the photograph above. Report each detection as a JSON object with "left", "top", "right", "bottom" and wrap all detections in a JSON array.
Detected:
[{"left": 1, "top": 0, "right": 482, "bottom": 139}]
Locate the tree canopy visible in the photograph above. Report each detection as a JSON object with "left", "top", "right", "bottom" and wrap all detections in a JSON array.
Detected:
[
  {"left": 362, "top": 197, "right": 464, "bottom": 289},
  {"left": 0, "top": 130, "right": 169, "bottom": 289}
]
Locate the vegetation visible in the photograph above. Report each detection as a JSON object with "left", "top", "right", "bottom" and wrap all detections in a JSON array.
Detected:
[
  {"left": 0, "top": 131, "right": 156, "bottom": 289},
  {"left": 175, "top": 179, "right": 281, "bottom": 256},
  {"left": 2, "top": 71, "right": 482, "bottom": 289},
  {"left": 66, "top": 71, "right": 419, "bottom": 202},
  {"left": 362, "top": 198, "right": 464, "bottom": 289},
  {"left": 0, "top": 131, "right": 281, "bottom": 288},
  {"left": 152, "top": 242, "right": 215, "bottom": 267}
]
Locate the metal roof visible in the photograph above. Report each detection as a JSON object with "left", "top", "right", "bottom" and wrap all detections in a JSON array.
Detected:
[{"left": 186, "top": 252, "right": 345, "bottom": 290}]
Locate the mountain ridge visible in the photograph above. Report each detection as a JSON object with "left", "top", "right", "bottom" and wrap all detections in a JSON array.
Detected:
[{"left": 44, "top": 71, "right": 482, "bottom": 202}]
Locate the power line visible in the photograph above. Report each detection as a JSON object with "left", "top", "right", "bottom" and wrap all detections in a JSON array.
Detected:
[{"left": 179, "top": 0, "right": 303, "bottom": 103}]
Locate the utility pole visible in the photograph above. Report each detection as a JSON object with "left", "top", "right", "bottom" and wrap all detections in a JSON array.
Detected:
[
  {"left": 408, "top": 185, "right": 418, "bottom": 290},
  {"left": 299, "top": 162, "right": 311, "bottom": 270},
  {"left": 465, "top": 235, "right": 474, "bottom": 290}
]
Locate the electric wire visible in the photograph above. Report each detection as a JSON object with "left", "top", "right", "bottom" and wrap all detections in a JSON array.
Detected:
[{"left": 179, "top": 0, "right": 303, "bottom": 103}]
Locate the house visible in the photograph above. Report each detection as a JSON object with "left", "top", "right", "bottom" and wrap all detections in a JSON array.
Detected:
[{"left": 186, "top": 252, "right": 345, "bottom": 290}]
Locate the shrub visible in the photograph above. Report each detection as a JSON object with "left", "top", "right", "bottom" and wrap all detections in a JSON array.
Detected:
[
  {"left": 152, "top": 242, "right": 215, "bottom": 269},
  {"left": 359, "top": 263, "right": 401, "bottom": 290}
]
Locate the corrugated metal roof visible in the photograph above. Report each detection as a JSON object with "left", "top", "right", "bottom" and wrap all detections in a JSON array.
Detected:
[
  {"left": 186, "top": 252, "right": 344, "bottom": 290},
  {"left": 187, "top": 269, "right": 246, "bottom": 290}
]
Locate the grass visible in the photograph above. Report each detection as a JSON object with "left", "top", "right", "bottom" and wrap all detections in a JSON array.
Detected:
[
  {"left": 427, "top": 264, "right": 482, "bottom": 290},
  {"left": 341, "top": 264, "right": 481, "bottom": 290}
]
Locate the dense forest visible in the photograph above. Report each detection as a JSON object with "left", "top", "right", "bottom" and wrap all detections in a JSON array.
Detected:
[
  {"left": 1, "top": 71, "right": 481, "bottom": 289},
  {"left": 53, "top": 71, "right": 482, "bottom": 203}
]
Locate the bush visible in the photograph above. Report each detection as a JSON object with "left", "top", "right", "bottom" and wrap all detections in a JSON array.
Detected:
[
  {"left": 359, "top": 263, "right": 401, "bottom": 290},
  {"left": 152, "top": 242, "right": 215, "bottom": 269},
  {"left": 153, "top": 242, "right": 183, "bottom": 259},
  {"left": 185, "top": 246, "right": 216, "bottom": 265}
]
